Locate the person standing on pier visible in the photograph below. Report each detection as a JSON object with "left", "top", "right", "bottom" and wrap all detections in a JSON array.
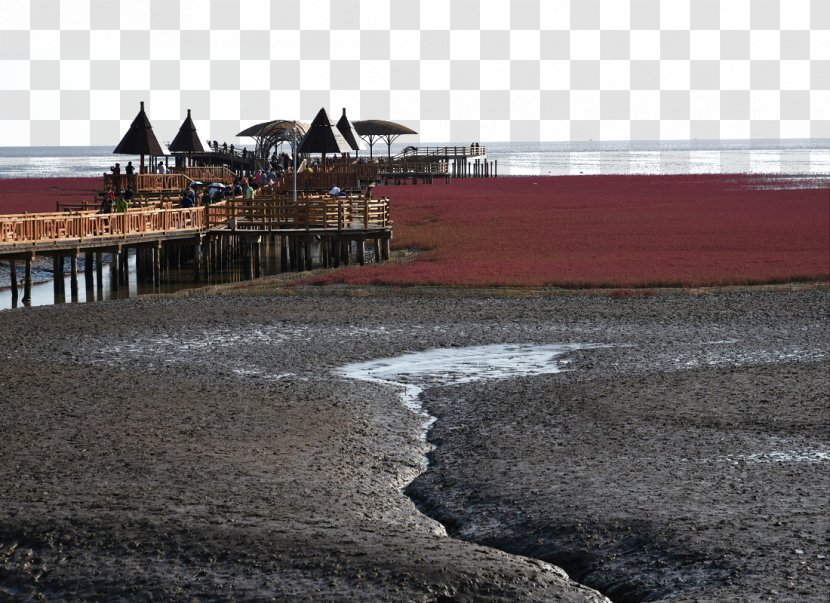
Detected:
[
  {"left": 110, "top": 163, "right": 121, "bottom": 190},
  {"left": 124, "top": 161, "right": 134, "bottom": 189}
]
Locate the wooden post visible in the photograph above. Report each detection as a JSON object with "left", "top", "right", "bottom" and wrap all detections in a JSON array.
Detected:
[
  {"left": 9, "top": 260, "right": 18, "bottom": 307},
  {"left": 154, "top": 242, "right": 162, "bottom": 287},
  {"left": 70, "top": 252, "right": 79, "bottom": 301},
  {"left": 357, "top": 237, "right": 366, "bottom": 266},
  {"left": 256, "top": 237, "right": 264, "bottom": 278},
  {"left": 280, "top": 235, "right": 289, "bottom": 272},
  {"left": 84, "top": 252, "right": 94, "bottom": 290},
  {"left": 96, "top": 251, "right": 103, "bottom": 290},
  {"left": 333, "top": 237, "right": 341, "bottom": 268},
  {"left": 304, "top": 236, "right": 313, "bottom": 271},
  {"left": 381, "top": 234, "right": 390, "bottom": 261},
  {"left": 120, "top": 247, "right": 129, "bottom": 286},
  {"left": 23, "top": 254, "right": 33, "bottom": 305},
  {"left": 193, "top": 237, "right": 202, "bottom": 283},
  {"left": 110, "top": 249, "right": 119, "bottom": 291},
  {"left": 373, "top": 238, "right": 381, "bottom": 263},
  {"left": 53, "top": 255, "right": 65, "bottom": 302}
]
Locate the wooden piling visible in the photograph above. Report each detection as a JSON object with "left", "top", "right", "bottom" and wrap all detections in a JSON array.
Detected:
[
  {"left": 304, "top": 237, "right": 313, "bottom": 271},
  {"left": 110, "top": 249, "right": 119, "bottom": 291},
  {"left": 70, "top": 252, "right": 79, "bottom": 301},
  {"left": 154, "top": 243, "right": 162, "bottom": 287},
  {"left": 9, "top": 260, "right": 18, "bottom": 306},
  {"left": 96, "top": 251, "right": 103, "bottom": 290},
  {"left": 23, "top": 255, "right": 33, "bottom": 305},
  {"left": 53, "top": 255, "right": 65, "bottom": 301},
  {"left": 357, "top": 237, "right": 366, "bottom": 266},
  {"left": 84, "top": 252, "right": 94, "bottom": 290}
]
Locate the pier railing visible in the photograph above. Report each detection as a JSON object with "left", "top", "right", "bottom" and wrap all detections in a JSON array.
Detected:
[
  {"left": 103, "top": 172, "right": 193, "bottom": 193},
  {"left": 205, "top": 197, "right": 390, "bottom": 231},
  {"left": 398, "top": 145, "right": 486, "bottom": 159},
  {"left": 176, "top": 166, "right": 237, "bottom": 185},
  {"left": 0, "top": 206, "right": 204, "bottom": 247}
]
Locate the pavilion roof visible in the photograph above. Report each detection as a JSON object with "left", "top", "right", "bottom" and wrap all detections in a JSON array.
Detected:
[
  {"left": 335, "top": 108, "right": 366, "bottom": 151},
  {"left": 297, "top": 108, "right": 354, "bottom": 155},
  {"left": 168, "top": 109, "right": 205, "bottom": 153},
  {"left": 113, "top": 101, "right": 166, "bottom": 156},
  {"left": 352, "top": 119, "right": 417, "bottom": 137}
]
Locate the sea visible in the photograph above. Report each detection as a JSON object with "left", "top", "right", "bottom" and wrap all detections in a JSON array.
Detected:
[{"left": 0, "top": 138, "right": 829, "bottom": 179}]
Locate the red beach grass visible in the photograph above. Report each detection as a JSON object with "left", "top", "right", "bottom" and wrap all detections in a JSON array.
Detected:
[
  {"left": 0, "top": 177, "right": 102, "bottom": 214},
  {"left": 304, "top": 174, "right": 830, "bottom": 288}
]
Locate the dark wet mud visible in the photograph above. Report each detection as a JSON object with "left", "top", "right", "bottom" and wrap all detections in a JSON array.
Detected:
[{"left": 0, "top": 289, "right": 827, "bottom": 601}]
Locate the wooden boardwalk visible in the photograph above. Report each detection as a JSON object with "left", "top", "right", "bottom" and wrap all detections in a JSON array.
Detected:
[{"left": 0, "top": 196, "right": 392, "bottom": 305}]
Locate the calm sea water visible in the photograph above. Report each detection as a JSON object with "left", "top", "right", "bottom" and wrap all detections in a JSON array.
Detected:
[{"left": 0, "top": 139, "right": 828, "bottom": 178}]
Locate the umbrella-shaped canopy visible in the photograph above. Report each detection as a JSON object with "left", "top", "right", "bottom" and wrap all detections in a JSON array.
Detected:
[
  {"left": 297, "top": 108, "right": 354, "bottom": 155},
  {"left": 113, "top": 101, "right": 166, "bottom": 158},
  {"left": 352, "top": 119, "right": 417, "bottom": 160},
  {"left": 335, "top": 108, "right": 366, "bottom": 152},
  {"left": 168, "top": 109, "right": 205, "bottom": 154},
  {"left": 236, "top": 120, "right": 310, "bottom": 139}
]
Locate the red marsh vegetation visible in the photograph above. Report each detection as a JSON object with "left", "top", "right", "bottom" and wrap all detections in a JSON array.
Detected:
[
  {"left": 305, "top": 174, "right": 830, "bottom": 288},
  {"left": 0, "top": 178, "right": 101, "bottom": 214}
]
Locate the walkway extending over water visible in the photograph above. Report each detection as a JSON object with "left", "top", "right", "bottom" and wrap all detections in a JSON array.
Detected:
[{"left": 0, "top": 196, "right": 392, "bottom": 306}]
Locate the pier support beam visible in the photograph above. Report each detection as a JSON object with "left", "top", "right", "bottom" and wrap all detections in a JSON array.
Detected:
[
  {"left": 304, "top": 237, "right": 313, "bottom": 271},
  {"left": 193, "top": 236, "right": 203, "bottom": 283},
  {"left": 154, "top": 243, "right": 162, "bottom": 287},
  {"left": 280, "top": 236, "right": 289, "bottom": 272},
  {"left": 69, "top": 251, "right": 79, "bottom": 301},
  {"left": 96, "top": 251, "right": 103, "bottom": 290},
  {"left": 53, "top": 255, "right": 65, "bottom": 303},
  {"left": 23, "top": 254, "right": 33, "bottom": 305},
  {"left": 357, "top": 237, "right": 366, "bottom": 266},
  {"left": 110, "top": 249, "right": 119, "bottom": 291},
  {"left": 9, "top": 260, "right": 18, "bottom": 307},
  {"left": 84, "top": 252, "right": 94, "bottom": 291}
]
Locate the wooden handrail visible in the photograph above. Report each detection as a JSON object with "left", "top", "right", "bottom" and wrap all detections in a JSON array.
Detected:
[
  {"left": 0, "top": 206, "right": 204, "bottom": 246},
  {"left": 205, "top": 197, "right": 390, "bottom": 231},
  {"left": 1, "top": 197, "right": 390, "bottom": 251},
  {"left": 398, "top": 145, "right": 486, "bottom": 158},
  {"left": 175, "top": 166, "right": 237, "bottom": 185}
]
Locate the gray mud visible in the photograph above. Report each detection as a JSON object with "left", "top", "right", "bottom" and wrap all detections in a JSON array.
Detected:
[{"left": 0, "top": 289, "right": 827, "bottom": 601}]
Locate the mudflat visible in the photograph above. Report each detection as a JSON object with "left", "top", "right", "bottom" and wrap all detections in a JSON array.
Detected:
[{"left": 0, "top": 288, "right": 827, "bottom": 601}]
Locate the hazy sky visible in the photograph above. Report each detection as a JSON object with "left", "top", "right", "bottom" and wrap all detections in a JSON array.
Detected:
[{"left": 0, "top": 0, "right": 827, "bottom": 145}]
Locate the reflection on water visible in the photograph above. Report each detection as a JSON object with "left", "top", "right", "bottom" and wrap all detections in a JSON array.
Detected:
[{"left": 0, "top": 242, "right": 292, "bottom": 311}]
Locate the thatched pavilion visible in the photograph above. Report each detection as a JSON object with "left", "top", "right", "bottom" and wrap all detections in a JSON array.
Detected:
[
  {"left": 168, "top": 109, "right": 205, "bottom": 167},
  {"left": 113, "top": 101, "right": 166, "bottom": 173}
]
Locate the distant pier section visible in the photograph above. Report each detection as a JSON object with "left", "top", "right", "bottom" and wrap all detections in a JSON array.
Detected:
[{"left": 379, "top": 144, "right": 495, "bottom": 183}]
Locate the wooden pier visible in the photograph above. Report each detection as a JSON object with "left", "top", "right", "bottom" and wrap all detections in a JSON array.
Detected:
[
  {"left": 0, "top": 195, "right": 392, "bottom": 306},
  {"left": 379, "top": 145, "right": 497, "bottom": 183}
]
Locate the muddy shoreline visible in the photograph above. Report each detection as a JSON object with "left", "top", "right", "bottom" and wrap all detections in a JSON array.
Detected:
[{"left": 0, "top": 289, "right": 827, "bottom": 601}]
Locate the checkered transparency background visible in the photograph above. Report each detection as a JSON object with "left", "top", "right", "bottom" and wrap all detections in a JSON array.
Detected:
[{"left": 0, "top": 0, "right": 827, "bottom": 146}]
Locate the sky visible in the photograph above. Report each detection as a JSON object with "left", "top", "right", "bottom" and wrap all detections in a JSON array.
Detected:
[{"left": 0, "top": 0, "right": 827, "bottom": 146}]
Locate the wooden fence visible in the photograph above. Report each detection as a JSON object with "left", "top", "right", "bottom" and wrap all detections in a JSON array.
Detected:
[
  {"left": 0, "top": 206, "right": 205, "bottom": 246},
  {"left": 176, "top": 166, "right": 237, "bottom": 185},
  {"left": 205, "top": 197, "right": 390, "bottom": 231}
]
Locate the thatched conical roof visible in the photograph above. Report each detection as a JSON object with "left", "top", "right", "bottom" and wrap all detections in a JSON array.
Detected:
[
  {"left": 297, "top": 107, "right": 354, "bottom": 155},
  {"left": 335, "top": 108, "right": 366, "bottom": 151},
  {"left": 168, "top": 109, "right": 205, "bottom": 153},
  {"left": 113, "top": 101, "right": 165, "bottom": 156}
]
